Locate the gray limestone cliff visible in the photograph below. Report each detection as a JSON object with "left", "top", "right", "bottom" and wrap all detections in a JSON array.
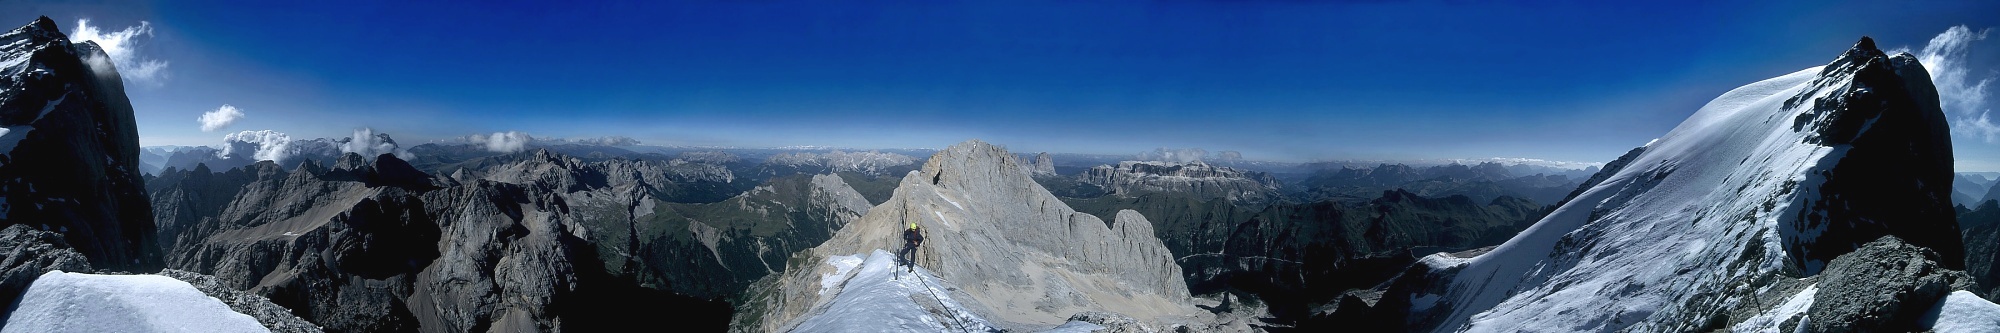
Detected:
[{"left": 737, "top": 140, "right": 1230, "bottom": 331}]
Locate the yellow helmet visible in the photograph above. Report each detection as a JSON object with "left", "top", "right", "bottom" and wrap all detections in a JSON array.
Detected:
[{"left": 908, "top": 222, "right": 918, "bottom": 230}]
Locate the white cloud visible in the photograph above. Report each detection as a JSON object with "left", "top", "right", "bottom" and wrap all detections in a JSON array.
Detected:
[
  {"left": 1138, "top": 148, "right": 1208, "bottom": 163},
  {"left": 69, "top": 19, "right": 169, "bottom": 87},
  {"left": 340, "top": 128, "right": 413, "bottom": 160},
  {"left": 468, "top": 131, "right": 532, "bottom": 153},
  {"left": 220, "top": 130, "right": 292, "bottom": 163},
  {"left": 197, "top": 105, "right": 244, "bottom": 132},
  {"left": 1906, "top": 26, "right": 1998, "bottom": 143}
]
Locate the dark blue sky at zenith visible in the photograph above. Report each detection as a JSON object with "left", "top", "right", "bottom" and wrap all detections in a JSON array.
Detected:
[{"left": 7, "top": 0, "right": 2000, "bottom": 169}]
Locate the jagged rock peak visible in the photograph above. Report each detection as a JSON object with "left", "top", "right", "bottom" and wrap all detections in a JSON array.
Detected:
[
  {"left": 531, "top": 148, "right": 566, "bottom": 163},
  {"left": 917, "top": 139, "right": 1024, "bottom": 189},
  {"left": 1028, "top": 152, "right": 1057, "bottom": 177},
  {"left": 742, "top": 139, "right": 1224, "bottom": 331},
  {"left": 329, "top": 152, "right": 366, "bottom": 171},
  {"left": 0, "top": 16, "right": 159, "bottom": 270},
  {"left": 18, "top": 16, "right": 59, "bottom": 37}
]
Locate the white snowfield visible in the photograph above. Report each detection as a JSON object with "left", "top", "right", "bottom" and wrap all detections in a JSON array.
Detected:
[
  {"left": 1923, "top": 291, "right": 2000, "bottom": 332},
  {"left": 1414, "top": 57, "right": 2000, "bottom": 331},
  {"left": 2, "top": 271, "right": 267, "bottom": 333},
  {"left": 793, "top": 250, "right": 999, "bottom": 333},
  {"left": 1427, "top": 63, "right": 1831, "bottom": 332}
]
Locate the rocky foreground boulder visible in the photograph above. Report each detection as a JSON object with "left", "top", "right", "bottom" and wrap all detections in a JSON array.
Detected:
[
  {"left": 0, "top": 224, "right": 89, "bottom": 309},
  {"left": 1806, "top": 236, "right": 1979, "bottom": 332}
]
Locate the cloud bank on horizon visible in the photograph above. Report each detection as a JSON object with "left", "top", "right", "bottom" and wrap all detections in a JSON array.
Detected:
[{"left": 468, "top": 131, "right": 531, "bottom": 153}]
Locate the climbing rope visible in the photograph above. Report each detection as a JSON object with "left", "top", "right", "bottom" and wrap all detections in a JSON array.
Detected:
[{"left": 909, "top": 266, "right": 977, "bottom": 333}]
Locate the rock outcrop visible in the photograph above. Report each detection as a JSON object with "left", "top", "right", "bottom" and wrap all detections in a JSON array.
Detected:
[
  {"left": 738, "top": 140, "right": 1225, "bottom": 332},
  {"left": 0, "top": 224, "right": 89, "bottom": 310},
  {"left": 1806, "top": 236, "right": 1976, "bottom": 332},
  {"left": 1028, "top": 152, "right": 1057, "bottom": 177},
  {"left": 157, "top": 269, "right": 323, "bottom": 333},
  {"left": 0, "top": 16, "right": 159, "bottom": 271}
]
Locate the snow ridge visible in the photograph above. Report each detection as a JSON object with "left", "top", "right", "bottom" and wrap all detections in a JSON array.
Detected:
[{"left": 793, "top": 250, "right": 998, "bottom": 333}]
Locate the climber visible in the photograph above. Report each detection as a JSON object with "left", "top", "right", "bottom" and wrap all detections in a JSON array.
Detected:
[{"left": 899, "top": 221, "right": 924, "bottom": 272}]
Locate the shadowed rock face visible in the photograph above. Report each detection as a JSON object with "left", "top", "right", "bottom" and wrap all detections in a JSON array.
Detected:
[
  {"left": 1784, "top": 36, "right": 1961, "bottom": 274},
  {"left": 1960, "top": 200, "right": 2000, "bottom": 296},
  {"left": 0, "top": 17, "right": 159, "bottom": 271}
]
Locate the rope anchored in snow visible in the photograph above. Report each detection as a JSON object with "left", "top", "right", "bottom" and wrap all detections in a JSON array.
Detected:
[{"left": 906, "top": 266, "right": 978, "bottom": 333}]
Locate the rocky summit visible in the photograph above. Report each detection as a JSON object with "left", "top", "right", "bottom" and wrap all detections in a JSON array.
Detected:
[
  {"left": 0, "top": 16, "right": 158, "bottom": 271},
  {"left": 737, "top": 140, "right": 1246, "bottom": 332}
]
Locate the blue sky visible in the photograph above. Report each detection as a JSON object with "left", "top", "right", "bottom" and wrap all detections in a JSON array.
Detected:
[{"left": 7, "top": 1, "right": 2000, "bottom": 169}]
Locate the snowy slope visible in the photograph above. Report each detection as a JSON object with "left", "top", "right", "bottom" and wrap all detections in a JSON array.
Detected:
[
  {"left": 792, "top": 250, "right": 999, "bottom": 333},
  {"left": 1388, "top": 38, "right": 1966, "bottom": 332},
  {"left": 1922, "top": 291, "right": 2000, "bottom": 332},
  {"left": 2, "top": 271, "right": 267, "bottom": 332}
]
